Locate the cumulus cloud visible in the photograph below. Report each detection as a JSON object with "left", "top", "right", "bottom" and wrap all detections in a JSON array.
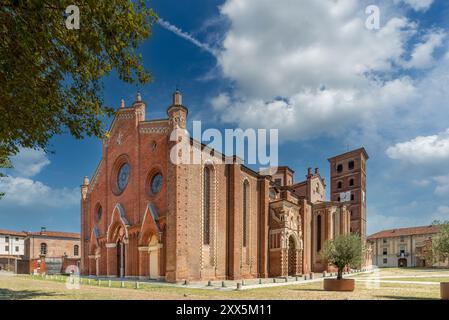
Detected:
[
  {"left": 211, "top": 93, "right": 231, "bottom": 111},
  {"left": 430, "top": 205, "right": 449, "bottom": 221},
  {"left": 368, "top": 212, "right": 406, "bottom": 234},
  {"left": 0, "top": 176, "right": 78, "bottom": 207},
  {"left": 412, "top": 179, "right": 431, "bottom": 187},
  {"left": 206, "top": 0, "right": 447, "bottom": 140},
  {"left": 402, "top": 30, "right": 446, "bottom": 69},
  {"left": 10, "top": 148, "right": 50, "bottom": 177},
  {"left": 434, "top": 174, "right": 449, "bottom": 196},
  {"left": 0, "top": 148, "right": 78, "bottom": 208},
  {"left": 394, "top": 0, "right": 434, "bottom": 12},
  {"left": 217, "top": 77, "right": 417, "bottom": 138},
  {"left": 368, "top": 203, "right": 449, "bottom": 234},
  {"left": 386, "top": 128, "right": 449, "bottom": 164}
]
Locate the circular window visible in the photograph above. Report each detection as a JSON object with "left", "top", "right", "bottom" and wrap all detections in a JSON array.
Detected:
[
  {"left": 150, "top": 173, "right": 163, "bottom": 195},
  {"left": 96, "top": 206, "right": 102, "bottom": 222},
  {"left": 117, "top": 163, "right": 130, "bottom": 192}
]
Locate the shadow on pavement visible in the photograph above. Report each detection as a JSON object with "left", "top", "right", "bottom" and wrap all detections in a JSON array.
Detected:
[
  {"left": 375, "top": 295, "right": 437, "bottom": 300},
  {"left": 0, "top": 288, "right": 61, "bottom": 300}
]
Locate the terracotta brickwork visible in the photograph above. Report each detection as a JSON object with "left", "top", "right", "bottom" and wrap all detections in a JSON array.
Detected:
[
  {"left": 81, "top": 90, "right": 369, "bottom": 282},
  {"left": 25, "top": 232, "right": 80, "bottom": 260},
  {"left": 328, "top": 148, "right": 369, "bottom": 239}
]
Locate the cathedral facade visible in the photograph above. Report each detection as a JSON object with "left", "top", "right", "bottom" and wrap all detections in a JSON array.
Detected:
[{"left": 80, "top": 91, "right": 368, "bottom": 282}]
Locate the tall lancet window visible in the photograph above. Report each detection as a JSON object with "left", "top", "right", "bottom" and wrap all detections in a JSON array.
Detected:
[
  {"left": 243, "top": 180, "right": 249, "bottom": 247},
  {"left": 317, "top": 215, "right": 322, "bottom": 252},
  {"left": 203, "top": 166, "right": 211, "bottom": 245}
]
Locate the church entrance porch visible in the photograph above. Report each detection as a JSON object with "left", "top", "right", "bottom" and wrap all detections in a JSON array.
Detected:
[{"left": 288, "top": 236, "right": 297, "bottom": 276}]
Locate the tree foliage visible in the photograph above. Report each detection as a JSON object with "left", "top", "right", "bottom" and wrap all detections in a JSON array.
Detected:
[
  {"left": 0, "top": 0, "right": 157, "bottom": 159},
  {"left": 323, "top": 234, "right": 365, "bottom": 280},
  {"left": 432, "top": 220, "right": 449, "bottom": 263},
  {"left": 0, "top": 149, "right": 12, "bottom": 199}
]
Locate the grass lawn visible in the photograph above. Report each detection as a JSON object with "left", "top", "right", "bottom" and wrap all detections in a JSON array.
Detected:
[{"left": 0, "top": 268, "right": 446, "bottom": 300}]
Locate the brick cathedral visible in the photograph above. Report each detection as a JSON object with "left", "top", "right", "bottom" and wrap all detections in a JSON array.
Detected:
[{"left": 80, "top": 91, "right": 369, "bottom": 282}]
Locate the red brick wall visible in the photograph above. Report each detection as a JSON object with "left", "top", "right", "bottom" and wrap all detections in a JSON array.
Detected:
[{"left": 80, "top": 95, "right": 368, "bottom": 281}]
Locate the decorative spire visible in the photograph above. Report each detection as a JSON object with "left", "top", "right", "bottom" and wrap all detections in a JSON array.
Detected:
[
  {"left": 83, "top": 176, "right": 89, "bottom": 186},
  {"left": 120, "top": 99, "right": 125, "bottom": 109},
  {"left": 173, "top": 89, "right": 182, "bottom": 106},
  {"left": 136, "top": 92, "right": 142, "bottom": 102}
]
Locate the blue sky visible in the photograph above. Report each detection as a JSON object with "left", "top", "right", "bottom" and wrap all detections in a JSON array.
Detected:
[{"left": 1, "top": 0, "right": 449, "bottom": 234}]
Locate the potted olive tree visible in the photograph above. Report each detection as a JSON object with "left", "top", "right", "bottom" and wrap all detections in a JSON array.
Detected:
[
  {"left": 431, "top": 221, "right": 449, "bottom": 300},
  {"left": 322, "top": 234, "right": 365, "bottom": 291}
]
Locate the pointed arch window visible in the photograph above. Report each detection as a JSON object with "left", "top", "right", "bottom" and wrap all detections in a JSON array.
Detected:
[
  {"left": 243, "top": 180, "right": 249, "bottom": 247},
  {"left": 203, "top": 166, "right": 211, "bottom": 245}
]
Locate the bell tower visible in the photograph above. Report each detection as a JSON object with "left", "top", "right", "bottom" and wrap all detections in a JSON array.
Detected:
[{"left": 328, "top": 148, "right": 368, "bottom": 239}]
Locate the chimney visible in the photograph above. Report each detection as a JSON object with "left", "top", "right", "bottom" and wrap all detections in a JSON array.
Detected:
[
  {"left": 40, "top": 227, "right": 46, "bottom": 234},
  {"left": 307, "top": 167, "right": 312, "bottom": 178},
  {"left": 315, "top": 168, "right": 319, "bottom": 175},
  {"left": 173, "top": 89, "right": 182, "bottom": 106}
]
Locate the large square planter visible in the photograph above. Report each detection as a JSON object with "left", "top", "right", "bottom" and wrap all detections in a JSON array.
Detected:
[
  {"left": 441, "top": 282, "right": 449, "bottom": 300},
  {"left": 323, "top": 278, "right": 355, "bottom": 292}
]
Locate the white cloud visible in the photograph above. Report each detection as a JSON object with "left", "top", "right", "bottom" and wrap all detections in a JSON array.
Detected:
[
  {"left": 402, "top": 31, "right": 446, "bottom": 69},
  {"left": 211, "top": 93, "right": 231, "bottom": 111},
  {"left": 218, "top": 1, "right": 417, "bottom": 100},
  {"left": 368, "top": 202, "right": 448, "bottom": 234},
  {"left": 157, "top": 18, "right": 217, "bottom": 56},
  {"left": 206, "top": 0, "right": 449, "bottom": 140},
  {"left": 10, "top": 148, "right": 50, "bottom": 177},
  {"left": 0, "top": 148, "right": 78, "bottom": 209},
  {"left": 0, "top": 176, "right": 78, "bottom": 207},
  {"left": 386, "top": 128, "right": 449, "bottom": 164},
  {"left": 394, "top": 0, "right": 434, "bottom": 12},
  {"left": 217, "top": 77, "right": 416, "bottom": 138},
  {"left": 368, "top": 212, "right": 406, "bottom": 234},
  {"left": 430, "top": 205, "right": 449, "bottom": 222},
  {"left": 434, "top": 174, "right": 449, "bottom": 196},
  {"left": 412, "top": 179, "right": 431, "bottom": 187}
]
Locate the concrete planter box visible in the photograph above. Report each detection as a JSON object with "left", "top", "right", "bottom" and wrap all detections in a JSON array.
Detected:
[
  {"left": 323, "top": 279, "right": 355, "bottom": 292},
  {"left": 441, "top": 282, "right": 449, "bottom": 300}
]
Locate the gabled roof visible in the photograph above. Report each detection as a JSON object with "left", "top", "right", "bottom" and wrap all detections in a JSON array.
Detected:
[{"left": 368, "top": 225, "right": 440, "bottom": 240}]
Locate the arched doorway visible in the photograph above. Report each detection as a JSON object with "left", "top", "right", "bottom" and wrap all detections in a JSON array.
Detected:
[
  {"left": 288, "top": 236, "right": 297, "bottom": 276},
  {"left": 117, "top": 239, "right": 125, "bottom": 277},
  {"left": 398, "top": 258, "right": 407, "bottom": 268}
]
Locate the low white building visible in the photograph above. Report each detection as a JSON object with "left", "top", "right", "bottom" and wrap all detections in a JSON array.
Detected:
[
  {"left": 0, "top": 229, "right": 26, "bottom": 272},
  {"left": 368, "top": 225, "right": 447, "bottom": 268}
]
